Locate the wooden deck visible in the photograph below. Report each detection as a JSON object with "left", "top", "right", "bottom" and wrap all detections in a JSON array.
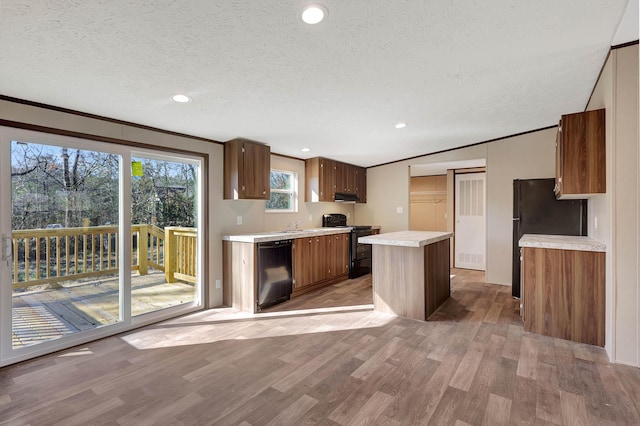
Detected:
[{"left": 12, "top": 271, "right": 195, "bottom": 348}]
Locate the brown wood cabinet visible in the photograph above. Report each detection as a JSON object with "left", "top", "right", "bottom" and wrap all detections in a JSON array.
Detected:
[
  {"left": 224, "top": 138, "right": 270, "bottom": 200},
  {"left": 292, "top": 233, "right": 350, "bottom": 295},
  {"left": 329, "top": 233, "right": 350, "bottom": 278},
  {"left": 305, "top": 157, "right": 367, "bottom": 203},
  {"left": 335, "top": 162, "right": 356, "bottom": 194},
  {"left": 555, "top": 109, "right": 605, "bottom": 199},
  {"left": 293, "top": 237, "right": 315, "bottom": 289},
  {"left": 305, "top": 157, "right": 336, "bottom": 202},
  {"left": 521, "top": 247, "right": 605, "bottom": 346},
  {"left": 355, "top": 166, "right": 367, "bottom": 203}
]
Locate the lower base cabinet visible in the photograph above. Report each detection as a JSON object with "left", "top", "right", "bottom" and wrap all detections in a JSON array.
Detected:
[
  {"left": 521, "top": 247, "right": 605, "bottom": 346},
  {"left": 224, "top": 232, "right": 352, "bottom": 312},
  {"left": 292, "top": 234, "right": 350, "bottom": 295}
]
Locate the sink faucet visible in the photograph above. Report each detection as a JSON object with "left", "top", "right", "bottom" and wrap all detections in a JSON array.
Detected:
[{"left": 294, "top": 220, "right": 302, "bottom": 230}]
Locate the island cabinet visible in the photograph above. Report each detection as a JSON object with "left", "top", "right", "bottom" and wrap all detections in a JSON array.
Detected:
[
  {"left": 555, "top": 108, "right": 605, "bottom": 199},
  {"left": 520, "top": 235, "right": 605, "bottom": 346},
  {"left": 224, "top": 138, "right": 270, "bottom": 200},
  {"left": 292, "top": 233, "right": 349, "bottom": 294},
  {"left": 360, "top": 231, "right": 453, "bottom": 321}
]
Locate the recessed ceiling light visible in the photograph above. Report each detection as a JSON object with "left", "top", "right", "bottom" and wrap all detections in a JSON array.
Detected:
[
  {"left": 301, "top": 4, "right": 327, "bottom": 24},
  {"left": 395, "top": 122, "right": 407, "bottom": 129},
  {"left": 301, "top": 148, "right": 311, "bottom": 152},
  {"left": 172, "top": 94, "right": 191, "bottom": 103}
]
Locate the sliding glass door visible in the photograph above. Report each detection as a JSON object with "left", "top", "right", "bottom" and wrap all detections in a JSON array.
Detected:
[
  {"left": 130, "top": 154, "right": 200, "bottom": 316},
  {"left": 9, "top": 140, "right": 122, "bottom": 349},
  {"left": 0, "top": 128, "right": 203, "bottom": 365}
]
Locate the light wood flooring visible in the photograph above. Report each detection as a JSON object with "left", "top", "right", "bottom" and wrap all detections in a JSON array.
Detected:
[{"left": 1, "top": 269, "right": 639, "bottom": 425}]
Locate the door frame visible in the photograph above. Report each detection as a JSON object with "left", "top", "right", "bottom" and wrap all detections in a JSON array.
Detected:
[{"left": 0, "top": 126, "right": 205, "bottom": 367}]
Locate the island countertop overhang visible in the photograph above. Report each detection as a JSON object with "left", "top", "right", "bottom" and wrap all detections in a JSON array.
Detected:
[{"left": 359, "top": 231, "right": 453, "bottom": 247}]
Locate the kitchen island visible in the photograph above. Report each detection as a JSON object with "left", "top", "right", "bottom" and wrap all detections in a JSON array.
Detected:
[{"left": 359, "top": 231, "right": 453, "bottom": 321}]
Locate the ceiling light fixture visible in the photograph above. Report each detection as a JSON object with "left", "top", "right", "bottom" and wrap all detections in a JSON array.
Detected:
[
  {"left": 395, "top": 122, "right": 407, "bottom": 129},
  {"left": 301, "top": 4, "right": 327, "bottom": 24},
  {"left": 172, "top": 94, "right": 191, "bottom": 103},
  {"left": 301, "top": 147, "right": 311, "bottom": 152}
]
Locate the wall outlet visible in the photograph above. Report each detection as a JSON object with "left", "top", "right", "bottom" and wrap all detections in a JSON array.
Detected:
[
  {"left": 237, "top": 215, "right": 242, "bottom": 225},
  {"left": 594, "top": 216, "right": 598, "bottom": 229},
  {"left": 347, "top": 212, "right": 350, "bottom": 218},
  {"left": 309, "top": 214, "right": 312, "bottom": 221},
  {"left": 396, "top": 207, "right": 404, "bottom": 214},
  {"left": 215, "top": 279, "right": 221, "bottom": 289}
]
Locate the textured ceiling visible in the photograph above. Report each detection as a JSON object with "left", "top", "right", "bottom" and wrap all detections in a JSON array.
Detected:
[{"left": 0, "top": 1, "right": 636, "bottom": 167}]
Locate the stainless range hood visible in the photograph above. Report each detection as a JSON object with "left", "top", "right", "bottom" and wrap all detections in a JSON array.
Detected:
[{"left": 334, "top": 192, "right": 359, "bottom": 203}]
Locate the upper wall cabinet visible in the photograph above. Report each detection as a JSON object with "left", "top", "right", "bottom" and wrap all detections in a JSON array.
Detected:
[
  {"left": 224, "top": 138, "right": 270, "bottom": 200},
  {"left": 305, "top": 157, "right": 336, "bottom": 202},
  {"left": 355, "top": 166, "right": 367, "bottom": 203},
  {"left": 305, "top": 157, "right": 367, "bottom": 203},
  {"left": 335, "top": 161, "right": 356, "bottom": 194},
  {"left": 555, "top": 109, "right": 605, "bottom": 199}
]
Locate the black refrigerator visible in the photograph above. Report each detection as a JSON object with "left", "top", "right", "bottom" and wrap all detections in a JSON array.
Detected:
[{"left": 512, "top": 178, "right": 587, "bottom": 298}]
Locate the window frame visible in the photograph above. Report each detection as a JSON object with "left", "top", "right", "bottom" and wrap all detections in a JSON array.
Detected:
[{"left": 265, "top": 169, "right": 298, "bottom": 213}]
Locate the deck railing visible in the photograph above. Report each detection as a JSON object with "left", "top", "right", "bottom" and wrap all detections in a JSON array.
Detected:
[{"left": 11, "top": 224, "right": 197, "bottom": 289}]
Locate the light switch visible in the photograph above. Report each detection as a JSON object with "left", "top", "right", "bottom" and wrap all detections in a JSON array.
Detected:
[
  {"left": 594, "top": 216, "right": 598, "bottom": 229},
  {"left": 237, "top": 215, "right": 242, "bottom": 225},
  {"left": 396, "top": 207, "right": 403, "bottom": 214},
  {"left": 215, "top": 279, "right": 221, "bottom": 289}
]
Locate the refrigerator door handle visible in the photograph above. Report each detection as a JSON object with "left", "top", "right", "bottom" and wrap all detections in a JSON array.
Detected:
[{"left": 512, "top": 218, "right": 520, "bottom": 221}]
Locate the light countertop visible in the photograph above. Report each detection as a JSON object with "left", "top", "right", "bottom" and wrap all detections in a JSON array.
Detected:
[
  {"left": 359, "top": 231, "right": 453, "bottom": 248},
  {"left": 223, "top": 227, "right": 352, "bottom": 243},
  {"left": 519, "top": 234, "right": 606, "bottom": 252}
]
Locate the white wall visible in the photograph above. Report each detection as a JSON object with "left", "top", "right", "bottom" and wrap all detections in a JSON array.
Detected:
[
  {"left": 0, "top": 99, "right": 355, "bottom": 308},
  {"left": 587, "top": 44, "right": 639, "bottom": 366},
  {"left": 356, "top": 131, "right": 556, "bottom": 286}
]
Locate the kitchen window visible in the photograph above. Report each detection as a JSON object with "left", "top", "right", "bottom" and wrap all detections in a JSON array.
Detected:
[{"left": 266, "top": 169, "right": 297, "bottom": 212}]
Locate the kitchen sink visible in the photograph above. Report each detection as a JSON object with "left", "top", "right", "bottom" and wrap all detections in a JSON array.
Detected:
[{"left": 273, "top": 229, "right": 324, "bottom": 234}]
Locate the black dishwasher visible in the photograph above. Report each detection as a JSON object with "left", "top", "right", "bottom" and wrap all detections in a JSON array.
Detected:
[{"left": 257, "top": 239, "right": 293, "bottom": 310}]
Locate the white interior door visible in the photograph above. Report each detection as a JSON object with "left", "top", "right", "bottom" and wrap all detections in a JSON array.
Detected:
[{"left": 455, "top": 172, "right": 486, "bottom": 270}]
